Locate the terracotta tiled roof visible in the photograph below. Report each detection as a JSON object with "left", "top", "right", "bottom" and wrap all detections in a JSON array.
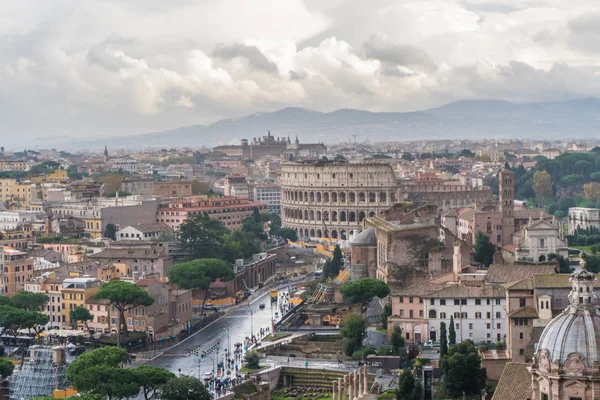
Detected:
[
  {"left": 424, "top": 284, "right": 505, "bottom": 299},
  {"left": 492, "top": 363, "right": 531, "bottom": 400},
  {"left": 507, "top": 307, "right": 538, "bottom": 318},
  {"left": 486, "top": 264, "right": 556, "bottom": 284},
  {"left": 532, "top": 274, "right": 573, "bottom": 288},
  {"left": 503, "top": 243, "right": 516, "bottom": 253},
  {"left": 504, "top": 278, "right": 533, "bottom": 291}
]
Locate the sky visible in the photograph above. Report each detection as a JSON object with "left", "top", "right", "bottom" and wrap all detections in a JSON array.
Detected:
[{"left": 2, "top": 0, "right": 600, "bottom": 139}]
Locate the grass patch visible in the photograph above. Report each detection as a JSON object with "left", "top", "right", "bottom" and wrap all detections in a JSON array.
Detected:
[
  {"left": 378, "top": 390, "right": 396, "bottom": 399},
  {"left": 238, "top": 365, "right": 268, "bottom": 373},
  {"left": 264, "top": 333, "right": 291, "bottom": 342},
  {"left": 234, "top": 382, "right": 257, "bottom": 396}
]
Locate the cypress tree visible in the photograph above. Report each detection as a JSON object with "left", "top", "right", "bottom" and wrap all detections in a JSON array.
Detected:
[
  {"left": 449, "top": 315, "right": 456, "bottom": 345},
  {"left": 440, "top": 321, "right": 448, "bottom": 357}
]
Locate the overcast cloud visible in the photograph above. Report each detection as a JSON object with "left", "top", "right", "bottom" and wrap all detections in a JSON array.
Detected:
[{"left": 1, "top": 0, "right": 600, "bottom": 139}]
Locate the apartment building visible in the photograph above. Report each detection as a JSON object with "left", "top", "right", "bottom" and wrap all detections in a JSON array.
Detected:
[
  {"left": 61, "top": 277, "right": 100, "bottom": 328},
  {"left": 0, "top": 179, "right": 32, "bottom": 209},
  {"left": 157, "top": 196, "right": 266, "bottom": 232},
  {"left": 253, "top": 182, "right": 281, "bottom": 215},
  {"left": 0, "top": 247, "right": 34, "bottom": 297}
]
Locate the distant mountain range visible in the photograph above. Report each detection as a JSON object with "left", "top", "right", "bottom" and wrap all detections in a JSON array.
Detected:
[{"left": 58, "top": 97, "right": 600, "bottom": 150}]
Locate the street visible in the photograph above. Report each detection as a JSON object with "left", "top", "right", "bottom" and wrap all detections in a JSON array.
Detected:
[{"left": 143, "top": 288, "right": 288, "bottom": 379}]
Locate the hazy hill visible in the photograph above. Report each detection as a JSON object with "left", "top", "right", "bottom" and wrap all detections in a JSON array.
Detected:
[{"left": 59, "top": 98, "right": 600, "bottom": 150}]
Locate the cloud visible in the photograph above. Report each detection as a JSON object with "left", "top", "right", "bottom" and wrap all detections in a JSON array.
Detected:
[
  {"left": 212, "top": 43, "right": 279, "bottom": 74},
  {"left": 1, "top": 0, "right": 600, "bottom": 141}
]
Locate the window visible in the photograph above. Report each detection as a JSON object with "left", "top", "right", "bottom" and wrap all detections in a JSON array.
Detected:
[
  {"left": 430, "top": 299, "right": 435, "bottom": 305},
  {"left": 497, "top": 323, "right": 501, "bottom": 329},
  {"left": 475, "top": 312, "right": 481, "bottom": 319},
  {"left": 519, "top": 332, "right": 524, "bottom": 340},
  {"left": 409, "top": 297, "right": 414, "bottom": 303},
  {"left": 487, "top": 299, "right": 491, "bottom": 305},
  {"left": 486, "top": 312, "right": 491, "bottom": 318},
  {"left": 440, "top": 299, "right": 446, "bottom": 305},
  {"left": 519, "top": 349, "right": 525, "bottom": 356},
  {"left": 519, "top": 298, "right": 526, "bottom": 307},
  {"left": 419, "top": 310, "right": 423, "bottom": 317},
  {"left": 487, "top": 323, "right": 491, "bottom": 329},
  {"left": 419, "top": 298, "right": 423, "bottom": 304},
  {"left": 456, "top": 323, "right": 459, "bottom": 329},
  {"left": 400, "top": 310, "right": 404, "bottom": 316},
  {"left": 429, "top": 310, "right": 437, "bottom": 318},
  {"left": 454, "top": 299, "right": 460, "bottom": 305},
  {"left": 461, "top": 299, "right": 467, "bottom": 305},
  {"left": 541, "top": 394, "right": 548, "bottom": 400},
  {"left": 540, "top": 238, "right": 545, "bottom": 247},
  {"left": 469, "top": 323, "right": 473, "bottom": 330},
  {"left": 475, "top": 299, "right": 481, "bottom": 305},
  {"left": 405, "top": 332, "right": 410, "bottom": 339},
  {"left": 454, "top": 312, "right": 460, "bottom": 318},
  {"left": 461, "top": 312, "right": 467, "bottom": 318},
  {"left": 440, "top": 312, "right": 446, "bottom": 319},
  {"left": 399, "top": 297, "right": 404, "bottom": 303},
  {"left": 496, "top": 312, "right": 501, "bottom": 318}
]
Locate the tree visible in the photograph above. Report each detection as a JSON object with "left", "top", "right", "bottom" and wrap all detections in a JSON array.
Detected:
[
  {"left": 277, "top": 227, "right": 298, "bottom": 242},
  {"left": 67, "top": 347, "right": 139, "bottom": 400},
  {"left": 390, "top": 326, "right": 405, "bottom": 353},
  {"left": 449, "top": 316, "right": 456, "bottom": 345},
  {"left": 0, "top": 357, "right": 14, "bottom": 378},
  {"left": 191, "top": 179, "right": 210, "bottom": 195},
  {"left": 132, "top": 366, "right": 176, "bottom": 400},
  {"left": 178, "top": 213, "right": 227, "bottom": 260},
  {"left": 440, "top": 340, "right": 486, "bottom": 398},
  {"left": 244, "top": 350, "right": 261, "bottom": 369},
  {"left": 103, "top": 223, "right": 117, "bottom": 240},
  {"left": 158, "top": 376, "right": 212, "bottom": 400},
  {"left": 0, "top": 296, "right": 12, "bottom": 307},
  {"left": 340, "top": 278, "right": 390, "bottom": 312},
  {"left": 402, "top": 152, "right": 415, "bottom": 161},
  {"left": 473, "top": 232, "right": 495, "bottom": 267},
  {"left": 93, "top": 280, "right": 154, "bottom": 336},
  {"left": 381, "top": 303, "right": 392, "bottom": 330},
  {"left": 458, "top": 149, "right": 475, "bottom": 158},
  {"left": 70, "top": 306, "right": 95, "bottom": 344},
  {"left": 332, "top": 244, "right": 344, "bottom": 272},
  {"left": 0, "top": 305, "right": 48, "bottom": 337},
  {"left": 11, "top": 291, "right": 49, "bottom": 312},
  {"left": 167, "top": 258, "right": 234, "bottom": 318},
  {"left": 440, "top": 322, "right": 448, "bottom": 357},
  {"left": 533, "top": 170, "right": 553, "bottom": 202},
  {"left": 396, "top": 369, "right": 421, "bottom": 400},
  {"left": 340, "top": 313, "right": 367, "bottom": 356}
]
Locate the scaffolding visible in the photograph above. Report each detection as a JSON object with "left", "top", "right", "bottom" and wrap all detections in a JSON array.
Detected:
[{"left": 9, "top": 346, "right": 69, "bottom": 400}]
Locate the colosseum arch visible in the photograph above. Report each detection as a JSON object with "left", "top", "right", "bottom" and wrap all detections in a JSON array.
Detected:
[
  {"left": 324, "top": 192, "right": 329, "bottom": 202},
  {"left": 349, "top": 211, "right": 356, "bottom": 222},
  {"left": 390, "top": 192, "right": 397, "bottom": 202},
  {"left": 331, "top": 230, "right": 338, "bottom": 239},
  {"left": 380, "top": 192, "right": 387, "bottom": 202},
  {"left": 358, "top": 211, "right": 366, "bottom": 222},
  {"left": 316, "top": 192, "right": 322, "bottom": 202},
  {"left": 316, "top": 211, "right": 322, "bottom": 221},
  {"left": 323, "top": 211, "right": 330, "bottom": 221},
  {"left": 340, "top": 192, "right": 346, "bottom": 202},
  {"left": 310, "top": 229, "right": 315, "bottom": 237},
  {"left": 309, "top": 210, "right": 315, "bottom": 220},
  {"left": 340, "top": 211, "right": 347, "bottom": 221},
  {"left": 359, "top": 192, "right": 366, "bottom": 202},
  {"left": 304, "top": 210, "right": 308, "bottom": 220},
  {"left": 294, "top": 191, "right": 298, "bottom": 201},
  {"left": 317, "top": 229, "right": 322, "bottom": 237},
  {"left": 332, "top": 192, "right": 338, "bottom": 202},
  {"left": 332, "top": 211, "right": 338, "bottom": 221},
  {"left": 369, "top": 211, "right": 376, "bottom": 217},
  {"left": 341, "top": 230, "right": 347, "bottom": 240},
  {"left": 369, "top": 192, "right": 376, "bottom": 202},
  {"left": 309, "top": 192, "right": 315, "bottom": 202},
  {"left": 349, "top": 192, "right": 356, "bottom": 203},
  {"left": 299, "top": 192, "right": 303, "bottom": 202},
  {"left": 304, "top": 228, "right": 309, "bottom": 237}
]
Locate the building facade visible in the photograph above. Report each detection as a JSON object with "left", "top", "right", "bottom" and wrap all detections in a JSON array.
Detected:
[
  {"left": 568, "top": 207, "right": 600, "bottom": 234},
  {"left": 279, "top": 161, "right": 399, "bottom": 240},
  {"left": 253, "top": 183, "right": 281, "bottom": 215}
]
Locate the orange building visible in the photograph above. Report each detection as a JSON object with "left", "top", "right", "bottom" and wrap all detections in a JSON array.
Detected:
[{"left": 0, "top": 247, "right": 34, "bottom": 297}]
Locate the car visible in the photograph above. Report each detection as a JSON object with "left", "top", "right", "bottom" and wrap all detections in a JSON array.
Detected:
[
  {"left": 288, "top": 354, "right": 297, "bottom": 357},
  {"left": 259, "top": 303, "right": 266, "bottom": 309}
]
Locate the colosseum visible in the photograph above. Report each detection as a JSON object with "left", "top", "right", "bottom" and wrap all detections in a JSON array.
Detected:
[{"left": 279, "top": 161, "right": 399, "bottom": 240}]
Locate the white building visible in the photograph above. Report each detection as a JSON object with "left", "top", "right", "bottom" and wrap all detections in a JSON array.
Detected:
[
  {"left": 253, "top": 183, "right": 281, "bottom": 215},
  {"left": 513, "top": 219, "right": 568, "bottom": 262},
  {"left": 568, "top": 207, "right": 600, "bottom": 234},
  {"left": 0, "top": 210, "right": 47, "bottom": 232},
  {"left": 423, "top": 284, "right": 506, "bottom": 343},
  {"left": 116, "top": 223, "right": 172, "bottom": 241}
]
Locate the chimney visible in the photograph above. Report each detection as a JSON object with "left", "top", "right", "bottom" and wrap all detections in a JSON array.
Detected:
[{"left": 453, "top": 240, "right": 462, "bottom": 282}]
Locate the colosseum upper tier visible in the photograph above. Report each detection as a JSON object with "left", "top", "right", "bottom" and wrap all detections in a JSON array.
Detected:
[{"left": 279, "top": 161, "right": 399, "bottom": 240}]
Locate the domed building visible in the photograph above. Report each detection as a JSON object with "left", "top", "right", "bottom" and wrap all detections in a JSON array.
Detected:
[{"left": 530, "top": 253, "right": 600, "bottom": 400}]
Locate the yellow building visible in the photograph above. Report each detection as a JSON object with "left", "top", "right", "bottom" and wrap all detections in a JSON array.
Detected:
[
  {"left": 0, "top": 179, "right": 31, "bottom": 209},
  {"left": 46, "top": 170, "right": 69, "bottom": 182},
  {"left": 0, "top": 161, "right": 29, "bottom": 171},
  {"left": 61, "top": 277, "right": 100, "bottom": 329}
]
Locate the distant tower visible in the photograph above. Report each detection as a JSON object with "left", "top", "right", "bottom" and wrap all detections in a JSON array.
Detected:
[
  {"left": 499, "top": 168, "right": 515, "bottom": 245},
  {"left": 104, "top": 145, "right": 109, "bottom": 163}
]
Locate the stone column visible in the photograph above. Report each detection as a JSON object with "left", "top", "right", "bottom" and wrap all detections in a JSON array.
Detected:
[
  {"left": 363, "top": 365, "right": 369, "bottom": 395},
  {"left": 357, "top": 369, "right": 362, "bottom": 398},
  {"left": 348, "top": 373, "right": 353, "bottom": 400},
  {"left": 344, "top": 375, "right": 348, "bottom": 400},
  {"left": 333, "top": 381, "right": 337, "bottom": 400},
  {"left": 353, "top": 370, "right": 358, "bottom": 400},
  {"left": 338, "top": 377, "right": 343, "bottom": 400}
]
